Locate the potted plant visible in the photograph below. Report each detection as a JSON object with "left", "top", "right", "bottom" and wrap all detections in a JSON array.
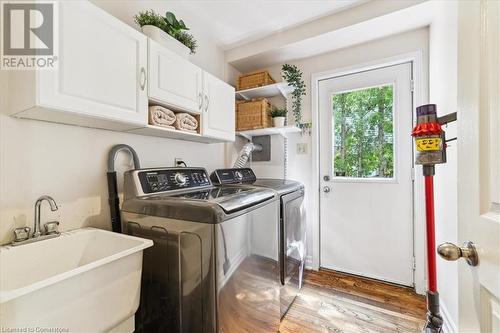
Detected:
[
  {"left": 281, "top": 64, "right": 306, "bottom": 125},
  {"left": 134, "top": 10, "right": 197, "bottom": 58},
  {"left": 269, "top": 106, "right": 287, "bottom": 128}
]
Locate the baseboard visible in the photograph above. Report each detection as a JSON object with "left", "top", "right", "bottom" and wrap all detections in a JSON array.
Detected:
[
  {"left": 305, "top": 255, "right": 315, "bottom": 270},
  {"left": 440, "top": 300, "right": 458, "bottom": 333}
]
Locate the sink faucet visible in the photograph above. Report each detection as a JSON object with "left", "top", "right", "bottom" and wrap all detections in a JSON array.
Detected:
[
  {"left": 33, "top": 195, "right": 58, "bottom": 238},
  {"left": 12, "top": 195, "right": 60, "bottom": 246}
]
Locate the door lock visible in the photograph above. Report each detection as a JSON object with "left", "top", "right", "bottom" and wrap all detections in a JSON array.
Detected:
[
  {"left": 437, "top": 241, "right": 478, "bottom": 266},
  {"left": 323, "top": 186, "right": 331, "bottom": 193},
  {"left": 323, "top": 175, "right": 330, "bottom": 181}
]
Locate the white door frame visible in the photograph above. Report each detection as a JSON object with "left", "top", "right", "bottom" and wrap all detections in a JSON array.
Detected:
[{"left": 311, "top": 51, "right": 428, "bottom": 294}]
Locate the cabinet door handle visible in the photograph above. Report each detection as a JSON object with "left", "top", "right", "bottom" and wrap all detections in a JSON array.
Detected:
[
  {"left": 204, "top": 95, "right": 209, "bottom": 112},
  {"left": 140, "top": 67, "right": 146, "bottom": 91},
  {"left": 198, "top": 92, "right": 203, "bottom": 110}
]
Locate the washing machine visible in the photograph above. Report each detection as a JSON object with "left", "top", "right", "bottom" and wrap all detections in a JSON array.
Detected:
[
  {"left": 121, "top": 167, "right": 280, "bottom": 332},
  {"left": 210, "top": 168, "right": 305, "bottom": 319}
]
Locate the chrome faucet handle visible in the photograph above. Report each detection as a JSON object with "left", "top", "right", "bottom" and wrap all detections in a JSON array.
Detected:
[
  {"left": 44, "top": 221, "right": 60, "bottom": 235},
  {"left": 13, "top": 227, "right": 31, "bottom": 243}
]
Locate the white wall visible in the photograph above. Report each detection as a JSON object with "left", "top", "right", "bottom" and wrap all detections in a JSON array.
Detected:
[
  {"left": 247, "top": 28, "right": 429, "bottom": 271},
  {"left": 429, "top": 1, "right": 458, "bottom": 331},
  {"left": 0, "top": 4, "right": 231, "bottom": 244}
]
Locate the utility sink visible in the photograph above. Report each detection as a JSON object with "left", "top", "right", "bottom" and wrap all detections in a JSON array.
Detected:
[{"left": 0, "top": 228, "right": 153, "bottom": 332}]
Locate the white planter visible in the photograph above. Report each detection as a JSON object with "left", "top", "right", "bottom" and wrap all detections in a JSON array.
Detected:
[
  {"left": 141, "top": 25, "right": 190, "bottom": 59},
  {"left": 273, "top": 117, "right": 286, "bottom": 128}
]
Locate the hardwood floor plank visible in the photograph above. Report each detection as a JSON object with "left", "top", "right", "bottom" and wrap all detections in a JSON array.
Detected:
[
  {"left": 305, "top": 269, "right": 427, "bottom": 318},
  {"left": 280, "top": 269, "right": 426, "bottom": 333}
]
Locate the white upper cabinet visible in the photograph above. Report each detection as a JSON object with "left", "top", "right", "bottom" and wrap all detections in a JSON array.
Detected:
[
  {"left": 7, "top": 0, "right": 235, "bottom": 143},
  {"left": 147, "top": 39, "right": 235, "bottom": 142},
  {"left": 8, "top": 1, "right": 148, "bottom": 131},
  {"left": 202, "top": 71, "right": 235, "bottom": 141},
  {"left": 148, "top": 39, "right": 203, "bottom": 114}
]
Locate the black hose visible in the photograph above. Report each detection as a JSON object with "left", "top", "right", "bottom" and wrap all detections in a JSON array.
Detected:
[
  {"left": 107, "top": 144, "right": 141, "bottom": 233},
  {"left": 107, "top": 171, "right": 122, "bottom": 232},
  {"left": 107, "top": 144, "right": 140, "bottom": 171}
]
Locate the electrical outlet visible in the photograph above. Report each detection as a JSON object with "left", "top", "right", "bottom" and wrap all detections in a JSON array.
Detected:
[
  {"left": 174, "top": 158, "right": 186, "bottom": 167},
  {"left": 297, "top": 143, "right": 308, "bottom": 155}
]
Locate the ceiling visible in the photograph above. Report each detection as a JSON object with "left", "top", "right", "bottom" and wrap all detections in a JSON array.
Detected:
[
  {"left": 92, "top": 0, "right": 366, "bottom": 49},
  {"left": 226, "top": 0, "right": 431, "bottom": 72}
]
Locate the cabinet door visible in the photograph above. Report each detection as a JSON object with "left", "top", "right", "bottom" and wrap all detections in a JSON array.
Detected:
[
  {"left": 202, "top": 72, "right": 235, "bottom": 141},
  {"left": 38, "top": 1, "right": 148, "bottom": 126},
  {"left": 148, "top": 39, "right": 203, "bottom": 113}
]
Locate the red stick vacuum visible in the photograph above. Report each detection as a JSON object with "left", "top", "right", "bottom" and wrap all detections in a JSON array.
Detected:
[
  {"left": 412, "top": 104, "right": 456, "bottom": 333},
  {"left": 425, "top": 175, "right": 438, "bottom": 294}
]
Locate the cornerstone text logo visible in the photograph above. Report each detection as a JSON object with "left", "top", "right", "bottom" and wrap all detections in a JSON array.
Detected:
[{"left": 1, "top": 1, "right": 58, "bottom": 70}]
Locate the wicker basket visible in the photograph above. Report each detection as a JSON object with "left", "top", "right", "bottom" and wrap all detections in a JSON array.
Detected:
[
  {"left": 236, "top": 98, "right": 273, "bottom": 131},
  {"left": 237, "top": 70, "right": 275, "bottom": 91}
]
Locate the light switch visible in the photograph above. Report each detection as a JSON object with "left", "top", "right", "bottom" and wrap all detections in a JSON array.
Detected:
[{"left": 297, "top": 143, "right": 307, "bottom": 154}]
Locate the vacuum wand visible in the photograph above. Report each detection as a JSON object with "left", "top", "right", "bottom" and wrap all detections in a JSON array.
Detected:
[
  {"left": 411, "top": 104, "right": 454, "bottom": 333},
  {"left": 424, "top": 174, "right": 437, "bottom": 293}
]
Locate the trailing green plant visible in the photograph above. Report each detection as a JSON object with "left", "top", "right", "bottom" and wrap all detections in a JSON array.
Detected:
[
  {"left": 134, "top": 10, "right": 197, "bottom": 54},
  {"left": 269, "top": 106, "right": 287, "bottom": 118},
  {"left": 281, "top": 64, "right": 306, "bottom": 125},
  {"left": 134, "top": 10, "right": 164, "bottom": 29},
  {"left": 173, "top": 31, "right": 197, "bottom": 54}
]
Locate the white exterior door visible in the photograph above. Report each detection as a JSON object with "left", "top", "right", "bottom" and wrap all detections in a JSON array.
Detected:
[
  {"left": 454, "top": 1, "right": 500, "bottom": 331},
  {"left": 38, "top": 0, "right": 148, "bottom": 125},
  {"left": 319, "top": 63, "right": 414, "bottom": 286},
  {"left": 202, "top": 71, "right": 235, "bottom": 141},
  {"left": 148, "top": 39, "right": 203, "bottom": 114}
]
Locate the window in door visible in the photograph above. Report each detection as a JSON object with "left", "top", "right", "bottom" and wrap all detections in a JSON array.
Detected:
[{"left": 332, "top": 84, "right": 395, "bottom": 179}]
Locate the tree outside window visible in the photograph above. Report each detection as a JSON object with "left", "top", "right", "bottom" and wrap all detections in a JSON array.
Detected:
[{"left": 332, "top": 85, "right": 394, "bottom": 178}]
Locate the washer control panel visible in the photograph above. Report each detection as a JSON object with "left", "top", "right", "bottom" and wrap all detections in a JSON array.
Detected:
[
  {"left": 138, "top": 168, "right": 211, "bottom": 194},
  {"left": 210, "top": 168, "right": 257, "bottom": 184}
]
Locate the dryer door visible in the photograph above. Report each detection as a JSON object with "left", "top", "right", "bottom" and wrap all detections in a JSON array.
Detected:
[{"left": 216, "top": 200, "right": 280, "bottom": 332}]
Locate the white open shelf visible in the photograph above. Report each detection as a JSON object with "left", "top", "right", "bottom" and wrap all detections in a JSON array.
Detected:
[
  {"left": 127, "top": 125, "right": 229, "bottom": 144},
  {"left": 235, "top": 82, "right": 293, "bottom": 100},
  {"left": 148, "top": 98, "right": 202, "bottom": 116},
  {"left": 236, "top": 126, "right": 301, "bottom": 140}
]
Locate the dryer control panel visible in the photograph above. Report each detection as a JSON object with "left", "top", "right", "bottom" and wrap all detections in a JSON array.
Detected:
[
  {"left": 138, "top": 168, "right": 211, "bottom": 194},
  {"left": 210, "top": 168, "right": 257, "bottom": 184}
]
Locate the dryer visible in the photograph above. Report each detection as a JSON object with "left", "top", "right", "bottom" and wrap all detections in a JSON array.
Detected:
[{"left": 210, "top": 168, "right": 305, "bottom": 319}]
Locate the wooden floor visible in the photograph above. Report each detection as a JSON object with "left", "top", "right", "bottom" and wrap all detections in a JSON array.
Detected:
[{"left": 280, "top": 269, "right": 427, "bottom": 333}]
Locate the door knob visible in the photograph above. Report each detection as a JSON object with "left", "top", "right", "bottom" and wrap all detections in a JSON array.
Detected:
[
  {"left": 437, "top": 241, "right": 478, "bottom": 266},
  {"left": 323, "top": 186, "right": 331, "bottom": 193}
]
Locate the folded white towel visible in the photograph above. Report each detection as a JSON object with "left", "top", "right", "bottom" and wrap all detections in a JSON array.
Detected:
[
  {"left": 174, "top": 113, "right": 198, "bottom": 133},
  {"left": 149, "top": 105, "right": 176, "bottom": 129}
]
